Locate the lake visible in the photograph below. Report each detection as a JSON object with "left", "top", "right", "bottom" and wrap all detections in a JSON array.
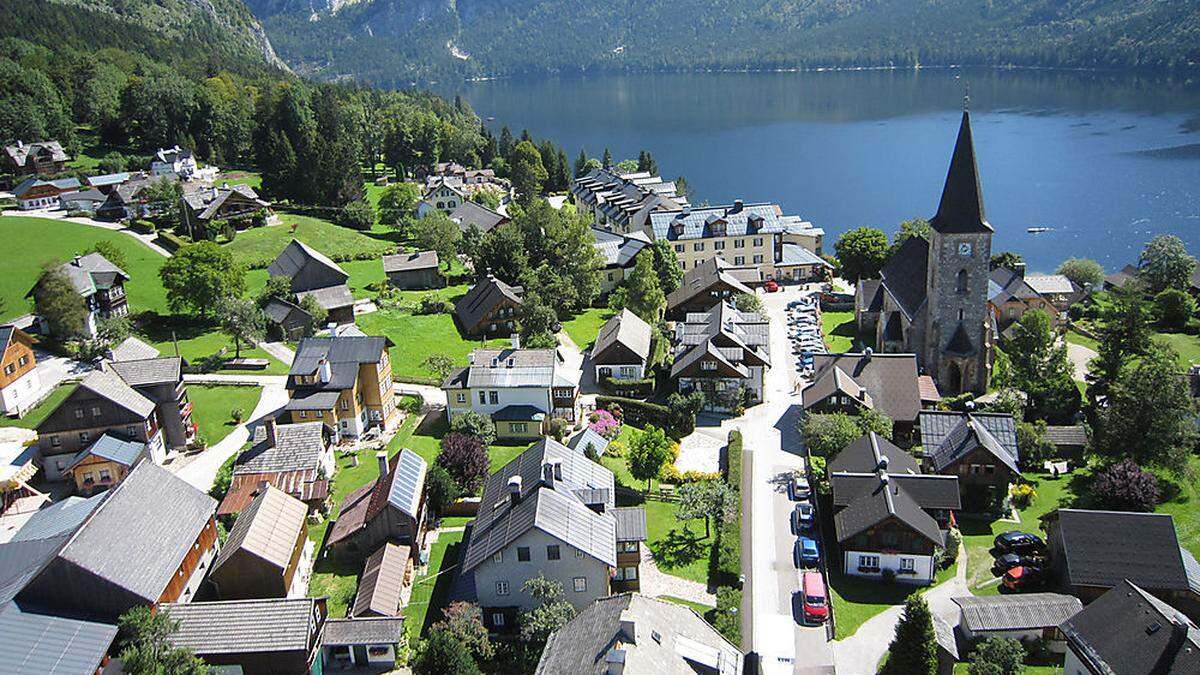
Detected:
[{"left": 448, "top": 69, "right": 1200, "bottom": 272}]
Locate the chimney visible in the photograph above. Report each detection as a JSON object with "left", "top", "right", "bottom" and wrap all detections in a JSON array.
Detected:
[
  {"left": 73, "top": 254, "right": 82, "bottom": 267},
  {"left": 877, "top": 455, "right": 889, "bottom": 472},
  {"left": 1014, "top": 261, "right": 1026, "bottom": 278},
  {"left": 376, "top": 451, "right": 389, "bottom": 478},
  {"left": 552, "top": 459, "right": 564, "bottom": 481},
  {"left": 605, "top": 646, "right": 627, "bottom": 675},
  {"left": 508, "top": 475, "right": 523, "bottom": 506},
  {"left": 732, "top": 199, "right": 744, "bottom": 212},
  {"left": 327, "top": 322, "right": 337, "bottom": 337},
  {"left": 318, "top": 358, "right": 331, "bottom": 384},
  {"left": 264, "top": 417, "right": 278, "bottom": 448},
  {"left": 1167, "top": 611, "right": 1193, "bottom": 658},
  {"left": 542, "top": 461, "right": 556, "bottom": 486},
  {"left": 510, "top": 333, "right": 520, "bottom": 350},
  {"left": 863, "top": 346, "right": 873, "bottom": 360}
]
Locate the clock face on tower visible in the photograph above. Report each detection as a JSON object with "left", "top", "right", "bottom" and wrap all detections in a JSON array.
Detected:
[{"left": 958, "top": 242, "right": 972, "bottom": 256}]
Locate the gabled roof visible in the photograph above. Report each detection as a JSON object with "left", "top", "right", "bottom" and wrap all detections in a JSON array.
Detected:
[
  {"left": 288, "top": 336, "right": 392, "bottom": 393},
  {"left": 807, "top": 353, "right": 922, "bottom": 423},
  {"left": 5, "top": 140, "right": 68, "bottom": 167},
  {"left": 831, "top": 472, "right": 961, "bottom": 511},
  {"left": 383, "top": 250, "right": 439, "bottom": 273},
  {"left": 613, "top": 506, "right": 648, "bottom": 542},
  {"left": 64, "top": 433, "right": 147, "bottom": 471},
  {"left": 464, "top": 438, "right": 618, "bottom": 571},
  {"left": 1060, "top": 580, "right": 1200, "bottom": 675},
  {"left": 0, "top": 603, "right": 117, "bottom": 675},
  {"left": 295, "top": 284, "right": 354, "bottom": 311},
  {"left": 832, "top": 475, "right": 944, "bottom": 546},
  {"left": 75, "top": 369, "right": 156, "bottom": 419},
  {"left": 930, "top": 111, "right": 991, "bottom": 234},
  {"left": 267, "top": 239, "right": 349, "bottom": 285},
  {"left": 592, "top": 309, "right": 653, "bottom": 363},
  {"left": 213, "top": 485, "right": 307, "bottom": 575},
  {"left": 105, "top": 356, "right": 181, "bottom": 386},
  {"left": 827, "top": 433, "right": 920, "bottom": 475},
  {"left": 1025, "top": 274, "right": 1077, "bottom": 296},
  {"left": 164, "top": 598, "right": 322, "bottom": 655},
  {"left": 591, "top": 227, "right": 650, "bottom": 268},
  {"left": 666, "top": 257, "right": 754, "bottom": 312},
  {"left": 352, "top": 542, "right": 409, "bottom": 618},
  {"left": 454, "top": 275, "right": 523, "bottom": 330},
  {"left": 449, "top": 200, "right": 507, "bottom": 232},
  {"left": 323, "top": 617, "right": 405, "bottom": 646},
  {"left": 878, "top": 237, "right": 930, "bottom": 319},
  {"left": 31, "top": 252, "right": 129, "bottom": 300},
  {"left": 777, "top": 243, "right": 832, "bottom": 268},
  {"left": 921, "top": 411, "right": 1020, "bottom": 474},
  {"left": 10, "top": 494, "right": 104, "bottom": 543},
  {"left": 326, "top": 448, "right": 426, "bottom": 546},
  {"left": 988, "top": 267, "right": 1044, "bottom": 305},
  {"left": 1048, "top": 509, "right": 1191, "bottom": 592},
  {"left": 0, "top": 325, "right": 36, "bottom": 355},
  {"left": 263, "top": 296, "right": 310, "bottom": 324},
  {"left": 182, "top": 184, "right": 268, "bottom": 220},
  {"left": 1044, "top": 425, "right": 1088, "bottom": 448},
  {"left": 107, "top": 336, "right": 160, "bottom": 362},
  {"left": 953, "top": 593, "right": 1081, "bottom": 633},
  {"left": 238, "top": 422, "right": 328, "bottom": 474},
  {"left": 567, "top": 428, "right": 611, "bottom": 457},
  {"left": 535, "top": 594, "right": 743, "bottom": 675}
]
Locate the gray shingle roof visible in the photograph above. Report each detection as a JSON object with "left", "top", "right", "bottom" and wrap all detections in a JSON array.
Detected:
[
  {"left": 10, "top": 495, "right": 104, "bottom": 543},
  {"left": 650, "top": 201, "right": 785, "bottom": 241},
  {"left": 613, "top": 506, "right": 648, "bottom": 542},
  {"left": 591, "top": 227, "right": 650, "bottom": 268},
  {"left": 1044, "top": 425, "right": 1088, "bottom": 448},
  {"left": 0, "top": 537, "right": 68, "bottom": 605},
  {"left": 383, "top": 250, "right": 439, "bottom": 273},
  {"left": 212, "top": 485, "right": 307, "bottom": 573},
  {"left": 449, "top": 201, "right": 507, "bottom": 232},
  {"left": 831, "top": 473, "right": 961, "bottom": 511},
  {"left": 1051, "top": 509, "right": 1191, "bottom": 592},
  {"left": 267, "top": 239, "right": 348, "bottom": 285},
  {"left": 1025, "top": 274, "right": 1077, "bottom": 296},
  {"left": 535, "top": 594, "right": 743, "bottom": 675},
  {"left": 238, "top": 422, "right": 328, "bottom": 474},
  {"left": 36, "top": 252, "right": 129, "bottom": 299},
  {"left": 106, "top": 356, "right": 181, "bottom": 386},
  {"left": 463, "top": 348, "right": 560, "bottom": 389},
  {"left": 988, "top": 267, "right": 1043, "bottom": 305},
  {"left": 567, "top": 428, "right": 610, "bottom": 457},
  {"left": 666, "top": 258, "right": 754, "bottom": 311},
  {"left": 953, "top": 593, "right": 1081, "bottom": 632},
  {"left": 827, "top": 433, "right": 920, "bottom": 475},
  {"left": 76, "top": 369, "right": 156, "bottom": 419},
  {"left": 296, "top": 284, "right": 354, "bottom": 311},
  {"left": 0, "top": 603, "right": 117, "bottom": 675},
  {"left": 808, "top": 353, "right": 922, "bottom": 424},
  {"left": 465, "top": 438, "right": 617, "bottom": 572},
  {"left": 592, "top": 309, "right": 653, "bottom": 363},
  {"left": 323, "top": 617, "right": 405, "bottom": 646},
  {"left": 263, "top": 296, "right": 310, "bottom": 324},
  {"left": 832, "top": 476, "right": 944, "bottom": 546},
  {"left": 288, "top": 336, "right": 390, "bottom": 393},
  {"left": 64, "top": 433, "right": 147, "bottom": 471},
  {"left": 164, "top": 598, "right": 320, "bottom": 654},
  {"left": 352, "top": 542, "right": 409, "bottom": 617},
  {"left": 777, "top": 243, "right": 831, "bottom": 268},
  {"left": 1060, "top": 580, "right": 1200, "bottom": 675},
  {"left": 921, "top": 412, "right": 1019, "bottom": 474},
  {"left": 5, "top": 140, "right": 68, "bottom": 167},
  {"left": 930, "top": 111, "right": 992, "bottom": 234},
  {"left": 878, "top": 236, "right": 930, "bottom": 319},
  {"left": 454, "top": 276, "right": 523, "bottom": 330},
  {"left": 108, "top": 336, "right": 160, "bottom": 362}
]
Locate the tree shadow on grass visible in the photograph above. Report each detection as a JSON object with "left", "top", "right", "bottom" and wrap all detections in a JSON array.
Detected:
[
  {"left": 421, "top": 540, "right": 464, "bottom": 634},
  {"left": 650, "top": 525, "right": 711, "bottom": 570}
]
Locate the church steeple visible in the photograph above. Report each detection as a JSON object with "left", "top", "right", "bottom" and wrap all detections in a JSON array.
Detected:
[{"left": 930, "top": 110, "right": 992, "bottom": 234}]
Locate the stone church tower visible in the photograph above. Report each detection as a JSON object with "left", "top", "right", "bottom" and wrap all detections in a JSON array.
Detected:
[{"left": 923, "top": 110, "right": 993, "bottom": 394}]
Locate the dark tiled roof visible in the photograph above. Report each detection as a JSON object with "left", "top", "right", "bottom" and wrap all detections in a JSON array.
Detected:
[
  {"left": 106, "top": 356, "right": 181, "bottom": 386},
  {"left": 1044, "top": 425, "right": 1088, "bottom": 448},
  {"left": 352, "top": 542, "right": 409, "bottom": 618},
  {"left": 1051, "top": 509, "right": 1191, "bottom": 592},
  {"left": 263, "top": 297, "right": 309, "bottom": 324},
  {"left": 878, "top": 236, "right": 930, "bottom": 319},
  {"left": 323, "top": 617, "right": 405, "bottom": 646},
  {"left": 454, "top": 276, "right": 523, "bottom": 330},
  {"left": 0, "top": 603, "right": 117, "bottom": 675},
  {"left": 327, "top": 449, "right": 425, "bottom": 545},
  {"left": 808, "top": 353, "right": 922, "bottom": 423},
  {"left": 666, "top": 257, "right": 753, "bottom": 311},
  {"left": 831, "top": 473, "right": 960, "bottom": 511},
  {"left": 288, "top": 336, "right": 391, "bottom": 393},
  {"left": 930, "top": 111, "right": 992, "bottom": 234},
  {"left": 267, "top": 239, "right": 347, "bottom": 285},
  {"left": 832, "top": 476, "right": 944, "bottom": 546},
  {"left": 295, "top": 284, "right": 354, "bottom": 311},
  {"left": 921, "top": 411, "right": 1019, "bottom": 473},
  {"left": 1060, "top": 580, "right": 1200, "bottom": 675},
  {"left": 164, "top": 598, "right": 321, "bottom": 654},
  {"left": 953, "top": 593, "right": 1081, "bottom": 632},
  {"left": 592, "top": 309, "right": 653, "bottom": 363},
  {"left": 591, "top": 227, "right": 650, "bottom": 268},
  {"left": 827, "top": 433, "right": 920, "bottom": 475},
  {"left": 449, "top": 201, "right": 507, "bottom": 232}
]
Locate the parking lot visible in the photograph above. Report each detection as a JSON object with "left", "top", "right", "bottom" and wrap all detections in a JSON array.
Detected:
[{"left": 785, "top": 293, "right": 825, "bottom": 381}]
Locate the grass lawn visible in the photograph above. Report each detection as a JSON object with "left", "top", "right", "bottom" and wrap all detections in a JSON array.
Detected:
[
  {"left": 659, "top": 595, "right": 715, "bottom": 615},
  {"left": 642, "top": 498, "right": 711, "bottom": 585},
  {"left": 358, "top": 308, "right": 505, "bottom": 384},
  {"left": 1155, "top": 331, "right": 1200, "bottom": 366},
  {"left": 821, "top": 310, "right": 861, "bottom": 353},
  {"left": 1064, "top": 330, "right": 1098, "bottom": 352},
  {"left": 217, "top": 171, "right": 262, "bottom": 190},
  {"left": 561, "top": 307, "right": 614, "bottom": 351},
  {"left": 406, "top": 529, "right": 465, "bottom": 639},
  {"left": 224, "top": 213, "right": 392, "bottom": 269},
  {"left": 138, "top": 317, "right": 290, "bottom": 375},
  {"left": 386, "top": 410, "right": 534, "bottom": 473},
  {"left": 0, "top": 383, "right": 73, "bottom": 428},
  {"left": 828, "top": 559, "right": 959, "bottom": 640},
  {"left": 0, "top": 216, "right": 170, "bottom": 322},
  {"left": 186, "top": 385, "right": 262, "bottom": 447}
]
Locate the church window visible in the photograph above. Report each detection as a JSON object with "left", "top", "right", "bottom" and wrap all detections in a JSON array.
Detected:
[
  {"left": 958, "top": 309, "right": 965, "bottom": 321},
  {"left": 956, "top": 269, "right": 969, "bottom": 295}
]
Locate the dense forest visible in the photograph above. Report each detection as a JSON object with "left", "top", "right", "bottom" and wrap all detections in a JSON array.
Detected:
[{"left": 246, "top": 0, "right": 1200, "bottom": 85}]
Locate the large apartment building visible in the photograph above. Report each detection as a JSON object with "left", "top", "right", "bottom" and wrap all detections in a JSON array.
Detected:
[{"left": 572, "top": 168, "right": 688, "bottom": 233}]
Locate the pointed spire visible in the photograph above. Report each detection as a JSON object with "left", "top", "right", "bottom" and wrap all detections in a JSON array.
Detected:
[{"left": 930, "top": 110, "right": 992, "bottom": 234}]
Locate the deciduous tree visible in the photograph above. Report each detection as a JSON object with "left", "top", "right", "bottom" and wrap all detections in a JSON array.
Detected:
[
  {"left": 834, "top": 227, "right": 890, "bottom": 281},
  {"left": 677, "top": 480, "right": 736, "bottom": 537},
  {"left": 413, "top": 628, "right": 481, "bottom": 675},
  {"left": 218, "top": 297, "right": 265, "bottom": 359},
  {"left": 414, "top": 211, "right": 462, "bottom": 272},
  {"left": 1138, "top": 234, "right": 1195, "bottom": 293},
  {"left": 159, "top": 241, "right": 245, "bottom": 318},
  {"left": 629, "top": 425, "right": 674, "bottom": 491},
  {"left": 378, "top": 182, "right": 421, "bottom": 227},
  {"left": 510, "top": 141, "right": 547, "bottom": 206},
  {"left": 1092, "top": 459, "right": 1159, "bottom": 512},
  {"left": 1004, "top": 309, "right": 1080, "bottom": 423},
  {"left": 437, "top": 432, "right": 491, "bottom": 493},
  {"left": 623, "top": 253, "right": 665, "bottom": 322},
  {"left": 450, "top": 411, "right": 496, "bottom": 446},
  {"left": 967, "top": 636, "right": 1025, "bottom": 675},
  {"left": 31, "top": 266, "right": 89, "bottom": 338},
  {"left": 1056, "top": 257, "right": 1105, "bottom": 289},
  {"left": 519, "top": 575, "right": 575, "bottom": 646}
]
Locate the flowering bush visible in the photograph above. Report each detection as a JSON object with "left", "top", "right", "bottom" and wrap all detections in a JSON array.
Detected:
[
  {"left": 588, "top": 409, "right": 621, "bottom": 439},
  {"left": 1009, "top": 483, "right": 1037, "bottom": 509}
]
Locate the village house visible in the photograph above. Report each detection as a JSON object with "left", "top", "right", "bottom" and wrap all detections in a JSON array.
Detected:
[
  {"left": 417, "top": 177, "right": 467, "bottom": 216},
  {"left": 450, "top": 199, "right": 509, "bottom": 233},
  {"left": 13, "top": 176, "right": 80, "bottom": 210},
  {"left": 209, "top": 485, "right": 310, "bottom": 600},
  {"left": 263, "top": 296, "right": 313, "bottom": 342},
  {"left": 829, "top": 433, "right": 960, "bottom": 584},
  {"left": 989, "top": 264, "right": 1063, "bottom": 334},
  {"left": 666, "top": 256, "right": 758, "bottom": 319},
  {"left": 535, "top": 593, "right": 744, "bottom": 675},
  {"left": 28, "top": 252, "right": 129, "bottom": 338},
  {"left": 218, "top": 419, "right": 333, "bottom": 517},
  {"left": 5, "top": 461, "right": 218, "bottom": 620},
  {"left": 284, "top": 335, "right": 397, "bottom": 441},
  {"left": 59, "top": 187, "right": 107, "bottom": 214},
  {"left": 671, "top": 302, "right": 769, "bottom": 411},
  {"left": 95, "top": 174, "right": 162, "bottom": 221},
  {"left": 1042, "top": 509, "right": 1200, "bottom": 618},
  {"left": 86, "top": 171, "right": 133, "bottom": 194},
  {"left": 321, "top": 616, "right": 407, "bottom": 669},
  {"left": 63, "top": 433, "right": 148, "bottom": 495},
  {"left": 454, "top": 274, "right": 525, "bottom": 337},
  {"left": 4, "top": 140, "right": 69, "bottom": 176},
  {"left": 104, "top": 354, "right": 195, "bottom": 451},
  {"left": 0, "top": 325, "right": 42, "bottom": 417},
  {"left": 919, "top": 410, "right": 1020, "bottom": 507},
  {"left": 0, "top": 602, "right": 119, "bottom": 674},
  {"left": 1043, "top": 424, "right": 1089, "bottom": 459},
  {"left": 855, "top": 111, "right": 996, "bottom": 395},
  {"left": 1060, "top": 580, "right": 1200, "bottom": 675},
  {"left": 326, "top": 448, "right": 427, "bottom": 558},
  {"left": 150, "top": 145, "right": 198, "bottom": 179},
  {"left": 802, "top": 351, "right": 924, "bottom": 439},
  {"left": 774, "top": 242, "right": 833, "bottom": 283},
  {"left": 951, "top": 593, "right": 1081, "bottom": 652},
  {"left": 591, "top": 309, "right": 653, "bottom": 382},
  {"left": 268, "top": 239, "right": 356, "bottom": 325},
  {"left": 107, "top": 335, "right": 161, "bottom": 362},
  {"left": 463, "top": 438, "right": 647, "bottom": 631},
  {"left": 35, "top": 369, "right": 165, "bottom": 482},
  {"left": 1025, "top": 273, "right": 1083, "bottom": 312},
  {"left": 382, "top": 250, "right": 445, "bottom": 290},
  {"left": 572, "top": 167, "right": 688, "bottom": 233},
  {"left": 592, "top": 226, "right": 652, "bottom": 294},
  {"left": 164, "top": 597, "right": 327, "bottom": 675},
  {"left": 181, "top": 183, "right": 271, "bottom": 238},
  {"left": 443, "top": 340, "right": 580, "bottom": 439}
]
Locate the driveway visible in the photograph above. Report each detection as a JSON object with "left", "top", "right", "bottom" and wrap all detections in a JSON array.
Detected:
[{"left": 173, "top": 381, "right": 289, "bottom": 491}]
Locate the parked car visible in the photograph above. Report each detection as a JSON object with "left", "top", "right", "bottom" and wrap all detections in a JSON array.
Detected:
[
  {"left": 801, "top": 571, "right": 829, "bottom": 623},
  {"left": 1002, "top": 565, "right": 1046, "bottom": 591},
  {"left": 764, "top": 279, "right": 780, "bottom": 293},
  {"left": 993, "top": 531, "right": 1045, "bottom": 555},
  {"left": 796, "top": 536, "right": 821, "bottom": 568},
  {"left": 991, "top": 553, "right": 1044, "bottom": 577},
  {"left": 789, "top": 472, "right": 811, "bottom": 500},
  {"left": 792, "top": 502, "right": 815, "bottom": 533}
]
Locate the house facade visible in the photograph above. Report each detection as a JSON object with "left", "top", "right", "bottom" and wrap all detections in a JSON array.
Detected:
[
  {"left": 651, "top": 200, "right": 786, "bottom": 276},
  {"left": 591, "top": 309, "right": 653, "bottom": 381},
  {"left": 670, "top": 302, "right": 769, "bottom": 411},
  {"left": 181, "top": 184, "right": 271, "bottom": 237},
  {"left": 382, "top": 250, "right": 445, "bottom": 290},
  {"left": 326, "top": 449, "right": 427, "bottom": 558},
  {"left": 454, "top": 275, "right": 524, "bottom": 337},
  {"left": 4, "top": 140, "right": 69, "bottom": 176},
  {"left": 919, "top": 411, "right": 1020, "bottom": 508},
  {"left": 13, "top": 176, "right": 80, "bottom": 209},
  {"left": 464, "top": 439, "right": 646, "bottom": 631},
  {"left": 802, "top": 352, "right": 924, "bottom": 438},
  {"left": 0, "top": 325, "right": 42, "bottom": 417},
  {"left": 443, "top": 342, "right": 580, "bottom": 439},
  {"left": 284, "top": 336, "right": 398, "bottom": 441},
  {"left": 665, "top": 256, "right": 757, "bottom": 319},
  {"left": 989, "top": 264, "right": 1062, "bottom": 334},
  {"left": 418, "top": 179, "right": 467, "bottom": 214},
  {"left": 106, "top": 356, "right": 195, "bottom": 451},
  {"left": 64, "top": 433, "right": 148, "bottom": 495},
  {"left": 150, "top": 145, "right": 198, "bottom": 178}
]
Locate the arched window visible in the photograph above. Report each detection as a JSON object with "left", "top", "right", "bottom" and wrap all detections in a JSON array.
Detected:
[{"left": 956, "top": 269, "right": 969, "bottom": 295}]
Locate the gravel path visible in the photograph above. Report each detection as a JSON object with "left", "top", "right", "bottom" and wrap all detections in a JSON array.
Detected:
[{"left": 640, "top": 545, "right": 718, "bottom": 607}]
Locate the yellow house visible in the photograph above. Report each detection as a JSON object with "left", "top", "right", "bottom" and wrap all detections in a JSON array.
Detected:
[{"left": 284, "top": 336, "right": 398, "bottom": 441}]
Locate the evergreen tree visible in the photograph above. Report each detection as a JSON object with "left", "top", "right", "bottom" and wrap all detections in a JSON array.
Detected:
[
  {"left": 510, "top": 140, "right": 547, "bottom": 206},
  {"left": 574, "top": 149, "right": 589, "bottom": 178},
  {"left": 882, "top": 596, "right": 937, "bottom": 675},
  {"left": 651, "top": 240, "right": 684, "bottom": 294},
  {"left": 498, "top": 126, "right": 515, "bottom": 160},
  {"left": 602, "top": 147, "right": 612, "bottom": 168},
  {"left": 1087, "top": 283, "right": 1153, "bottom": 402}
]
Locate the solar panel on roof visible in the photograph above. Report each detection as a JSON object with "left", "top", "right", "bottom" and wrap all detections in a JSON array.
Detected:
[{"left": 387, "top": 449, "right": 427, "bottom": 518}]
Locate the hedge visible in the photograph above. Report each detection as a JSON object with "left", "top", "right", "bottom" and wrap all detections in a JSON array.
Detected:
[
  {"left": 596, "top": 396, "right": 673, "bottom": 435},
  {"left": 155, "top": 230, "right": 189, "bottom": 253},
  {"left": 712, "top": 430, "right": 744, "bottom": 588},
  {"left": 713, "top": 587, "right": 742, "bottom": 645},
  {"left": 601, "top": 376, "right": 655, "bottom": 399}
]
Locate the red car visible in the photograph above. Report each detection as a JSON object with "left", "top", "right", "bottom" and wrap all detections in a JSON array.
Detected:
[
  {"left": 764, "top": 280, "right": 780, "bottom": 293},
  {"left": 1002, "top": 565, "right": 1046, "bottom": 591},
  {"left": 801, "top": 571, "right": 828, "bottom": 623}
]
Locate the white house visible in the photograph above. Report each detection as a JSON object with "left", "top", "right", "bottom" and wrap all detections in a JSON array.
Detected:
[
  {"left": 150, "top": 146, "right": 198, "bottom": 179},
  {"left": 416, "top": 179, "right": 466, "bottom": 216},
  {"left": 590, "top": 309, "right": 652, "bottom": 381}
]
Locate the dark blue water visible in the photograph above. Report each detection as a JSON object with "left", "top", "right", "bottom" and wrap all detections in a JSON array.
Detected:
[{"left": 448, "top": 69, "right": 1200, "bottom": 273}]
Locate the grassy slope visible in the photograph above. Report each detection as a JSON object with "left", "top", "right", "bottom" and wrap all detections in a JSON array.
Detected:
[
  {"left": 829, "top": 559, "right": 958, "bottom": 640},
  {"left": 224, "top": 213, "right": 392, "bottom": 269},
  {"left": 0, "top": 384, "right": 73, "bottom": 428},
  {"left": 186, "top": 385, "right": 262, "bottom": 446},
  {"left": 358, "top": 307, "right": 505, "bottom": 384}
]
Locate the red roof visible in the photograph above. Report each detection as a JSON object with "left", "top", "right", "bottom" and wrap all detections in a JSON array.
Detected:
[{"left": 217, "top": 469, "right": 329, "bottom": 516}]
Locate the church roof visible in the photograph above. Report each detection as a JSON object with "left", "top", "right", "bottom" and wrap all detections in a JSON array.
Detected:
[
  {"left": 930, "top": 111, "right": 992, "bottom": 234},
  {"left": 879, "top": 237, "right": 930, "bottom": 319}
]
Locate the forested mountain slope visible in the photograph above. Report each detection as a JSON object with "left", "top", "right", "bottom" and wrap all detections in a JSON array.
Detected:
[{"left": 247, "top": 0, "right": 1200, "bottom": 85}]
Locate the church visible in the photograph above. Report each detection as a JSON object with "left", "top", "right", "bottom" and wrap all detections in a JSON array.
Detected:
[{"left": 856, "top": 110, "right": 994, "bottom": 395}]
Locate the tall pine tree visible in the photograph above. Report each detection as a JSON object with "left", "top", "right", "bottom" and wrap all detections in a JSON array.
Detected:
[{"left": 882, "top": 596, "right": 937, "bottom": 675}]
